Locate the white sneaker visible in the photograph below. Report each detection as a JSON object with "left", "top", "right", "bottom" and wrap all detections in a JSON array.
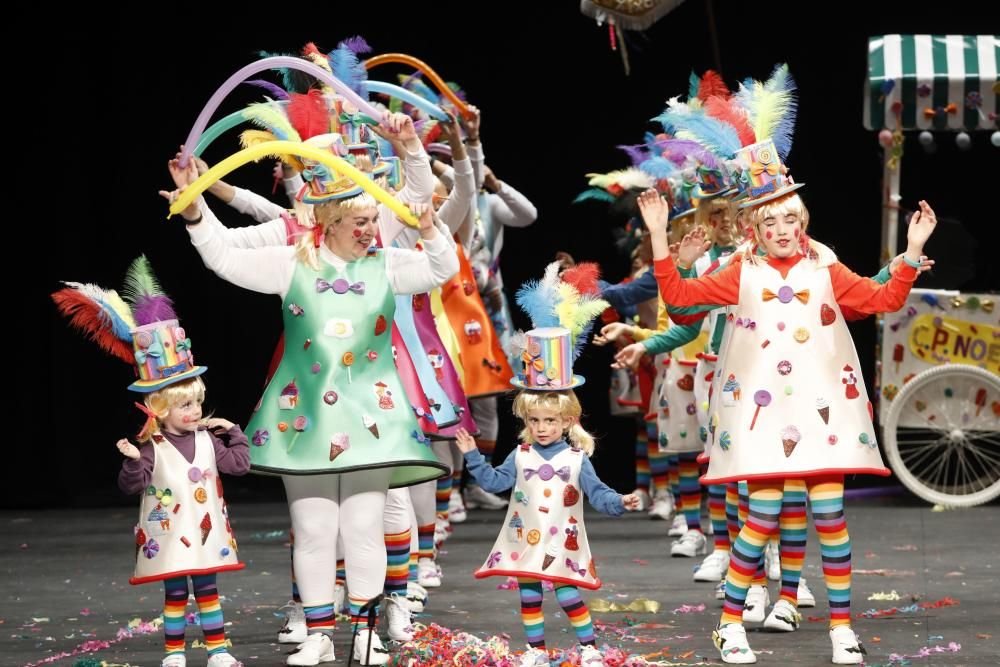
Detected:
[
  {"left": 464, "top": 486, "right": 509, "bottom": 509},
  {"left": 667, "top": 514, "right": 688, "bottom": 536},
  {"left": 384, "top": 594, "right": 413, "bottom": 642},
  {"left": 207, "top": 654, "right": 243, "bottom": 667},
  {"left": 405, "top": 581, "right": 427, "bottom": 613},
  {"left": 704, "top": 519, "right": 714, "bottom": 535},
  {"left": 352, "top": 628, "right": 390, "bottom": 665},
  {"left": 742, "top": 585, "right": 770, "bottom": 623},
  {"left": 287, "top": 633, "right": 336, "bottom": 666},
  {"left": 764, "top": 541, "right": 781, "bottom": 581},
  {"left": 434, "top": 517, "right": 450, "bottom": 545},
  {"left": 580, "top": 643, "right": 606, "bottom": 666},
  {"left": 161, "top": 655, "right": 186, "bottom": 667},
  {"left": 648, "top": 492, "right": 675, "bottom": 521},
  {"left": 763, "top": 599, "right": 801, "bottom": 632},
  {"left": 670, "top": 530, "right": 707, "bottom": 557},
  {"left": 417, "top": 557, "right": 441, "bottom": 587},
  {"left": 448, "top": 489, "right": 467, "bottom": 523},
  {"left": 694, "top": 550, "right": 730, "bottom": 581},
  {"left": 797, "top": 577, "right": 816, "bottom": 607},
  {"left": 712, "top": 623, "right": 756, "bottom": 664},
  {"left": 333, "top": 583, "right": 347, "bottom": 615},
  {"left": 278, "top": 601, "right": 308, "bottom": 644},
  {"left": 715, "top": 579, "right": 727, "bottom": 600},
  {"left": 632, "top": 488, "right": 652, "bottom": 511},
  {"left": 830, "top": 625, "right": 866, "bottom": 664},
  {"left": 518, "top": 646, "right": 550, "bottom": 667}
]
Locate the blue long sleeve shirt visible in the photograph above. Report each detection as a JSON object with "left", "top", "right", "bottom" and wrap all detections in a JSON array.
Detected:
[
  {"left": 464, "top": 440, "right": 625, "bottom": 516},
  {"left": 598, "top": 270, "right": 659, "bottom": 319}
]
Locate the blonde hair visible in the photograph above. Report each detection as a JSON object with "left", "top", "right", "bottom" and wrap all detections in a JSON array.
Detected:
[
  {"left": 740, "top": 193, "right": 836, "bottom": 267},
  {"left": 694, "top": 197, "right": 738, "bottom": 245},
  {"left": 512, "top": 390, "right": 595, "bottom": 456},
  {"left": 293, "top": 190, "right": 380, "bottom": 270},
  {"left": 139, "top": 376, "right": 207, "bottom": 442}
]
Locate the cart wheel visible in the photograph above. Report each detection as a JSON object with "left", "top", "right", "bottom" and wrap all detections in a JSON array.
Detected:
[{"left": 883, "top": 364, "right": 1000, "bottom": 507}]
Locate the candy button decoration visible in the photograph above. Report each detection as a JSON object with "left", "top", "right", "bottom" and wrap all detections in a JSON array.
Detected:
[
  {"left": 750, "top": 390, "right": 771, "bottom": 430},
  {"left": 527, "top": 529, "right": 541, "bottom": 545},
  {"left": 777, "top": 286, "right": 795, "bottom": 304},
  {"left": 793, "top": 327, "right": 810, "bottom": 343},
  {"left": 777, "top": 360, "right": 792, "bottom": 375},
  {"left": 194, "top": 487, "right": 208, "bottom": 504},
  {"left": 311, "top": 362, "right": 321, "bottom": 374},
  {"left": 323, "top": 391, "right": 339, "bottom": 405},
  {"left": 821, "top": 304, "right": 837, "bottom": 326},
  {"left": 251, "top": 429, "right": 269, "bottom": 446}
]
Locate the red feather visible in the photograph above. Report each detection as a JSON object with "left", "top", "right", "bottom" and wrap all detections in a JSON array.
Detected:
[
  {"left": 287, "top": 89, "right": 330, "bottom": 140},
  {"left": 302, "top": 42, "right": 322, "bottom": 57},
  {"left": 697, "top": 70, "right": 730, "bottom": 102},
  {"left": 704, "top": 96, "right": 756, "bottom": 147},
  {"left": 52, "top": 289, "right": 135, "bottom": 364},
  {"left": 561, "top": 262, "right": 602, "bottom": 295},
  {"left": 421, "top": 122, "right": 442, "bottom": 148}
]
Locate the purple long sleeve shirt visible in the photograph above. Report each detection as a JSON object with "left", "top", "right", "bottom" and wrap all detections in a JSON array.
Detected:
[{"left": 117, "top": 425, "right": 250, "bottom": 496}]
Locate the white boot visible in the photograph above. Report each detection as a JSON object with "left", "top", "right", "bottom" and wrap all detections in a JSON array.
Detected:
[
  {"left": 206, "top": 654, "right": 243, "bottom": 667},
  {"left": 384, "top": 594, "right": 413, "bottom": 642},
  {"left": 352, "top": 628, "right": 391, "bottom": 665},
  {"left": 648, "top": 491, "right": 675, "bottom": 520},
  {"left": 286, "top": 633, "right": 336, "bottom": 666},
  {"left": 447, "top": 489, "right": 467, "bottom": 523},
  {"left": 830, "top": 626, "right": 866, "bottom": 664},
  {"left": 333, "top": 583, "right": 347, "bottom": 615},
  {"left": 764, "top": 541, "right": 781, "bottom": 581},
  {"left": 518, "top": 647, "right": 550, "bottom": 667},
  {"left": 579, "top": 644, "right": 607, "bottom": 666},
  {"left": 763, "top": 599, "right": 801, "bottom": 632},
  {"left": 405, "top": 581, "right": 427, "bottom": 613},
  {"left": 464, "top": 486, "right": 509, "bottom": 510},
  {"left": 667, "top": 514, "right": 688, "bottom": 537},
  {"left": 797, "top": 577, "right": 816, "bottom": 607},
  {"left": 712, "top": 623, "right": 756, "bottom": 664},
  {"left": 417, "top": 557, "right": 442, "bottom": 587},
  {"left": 741, "top": 585, "right": 770, "bottom": 623},
  {"left": 694, "top": 550, "right": 730, "bottom": 581},
  {"left": 278, "top": 601, "right": 308, "bottom": 644},
  {"left": 161, "top": 655, "right": 186, "bottom": 667},
  {"left": 670, "top": 530, "right": 707, "bottom": 557}
]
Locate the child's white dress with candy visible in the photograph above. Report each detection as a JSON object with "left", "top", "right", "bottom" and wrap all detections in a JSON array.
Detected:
[
  {"left": 132, "top": 431, "right": 242, "bottom": 584},
  {"left": 475, "top": 444, "right": 600, "bottom": 589},
  {"left": 704, "top": 258, "right": 890, "bottom": 483}
]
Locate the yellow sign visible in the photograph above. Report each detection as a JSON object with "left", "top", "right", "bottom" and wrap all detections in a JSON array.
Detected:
[{"left": 908, "top": 315, "right": 1000, "bottom": 373}]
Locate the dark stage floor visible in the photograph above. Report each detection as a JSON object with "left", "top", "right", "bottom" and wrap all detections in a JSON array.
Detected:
[{"left": 3, "top": 496, "right": 997, "bottom": 666}]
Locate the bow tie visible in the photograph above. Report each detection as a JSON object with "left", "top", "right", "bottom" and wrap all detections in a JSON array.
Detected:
[
  {"left": 762, "top": 286, "right": 810, "bottom": 305},
  {"left": 316, "top": 278, "right": 366, "bottom": 295},
  {"left": 751, "top": 161, "right": 780, "bottom": 177},
  {"left": 524, "top": 464, "right": 571, "bottom": 482},
  {"left": 565, "top": 558, "right": 587, "bottom": 576}
]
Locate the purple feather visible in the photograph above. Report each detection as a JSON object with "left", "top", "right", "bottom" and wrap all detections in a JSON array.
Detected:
[
  {"left": 132, "top": 295, "right": 176, "bottom": 326},
  {"left": 660, "top": 139, "right": 717, "bottom": 168},
  {"left": 245, "top": 79, "right": 289, "bottom": 101},
  {"left": 338, "top": 36, "right": 372, "bottom": 55},
  {"left": 617, "top": 143, "right": 648, "bottom": 166}
]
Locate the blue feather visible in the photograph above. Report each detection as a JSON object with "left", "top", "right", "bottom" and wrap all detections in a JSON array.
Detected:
[
  {"left": 329, "top": 45, "right": 367, "bottom": 95},
  {"left": 400, "top": 74, "right": 441, "bottom": 105},
  {"left": 688, "top": 71, "right": 700, "bottom": 101},
  {"left": 515, "top": 280, "right": 559, "bottom": 329},
  {"left": 767, "top": 65, "right": 798, "bottom": 160},
  {"left": 657, "top": 110, "right": 742, "bottom": 158},
  {"left": 573, "top": 189, "right": 617, "bottom": 204},
  {"left": 572, "top": 321, "right": 596, "bottom": 362},
  {"left": 639, "top": 155, "right": 679, "bottom": 180}
]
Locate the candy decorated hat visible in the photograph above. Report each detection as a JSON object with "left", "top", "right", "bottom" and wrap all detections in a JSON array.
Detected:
[
  {"left": 510, "top": 263, "right": 610, "bottom": 390},
  {"left": 52, "top": 256, "right": 206, "bottom": 393}
]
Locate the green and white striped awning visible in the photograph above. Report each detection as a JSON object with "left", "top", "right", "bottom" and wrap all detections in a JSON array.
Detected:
[{"left": 864, "top": 35, "right": 998, "bottom": 131}]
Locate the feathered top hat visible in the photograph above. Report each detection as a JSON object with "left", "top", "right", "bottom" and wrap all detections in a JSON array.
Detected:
[
  {"left": 52, "top": 257, "right": 206, "bottom": 393},
  {"left": 510, "top": 263, "right": 609, "bottom": 391}
]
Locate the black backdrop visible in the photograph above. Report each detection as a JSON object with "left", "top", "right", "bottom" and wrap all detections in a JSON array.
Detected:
[{"left": 28, "top": 4, "right": 997, "bottom": 509}]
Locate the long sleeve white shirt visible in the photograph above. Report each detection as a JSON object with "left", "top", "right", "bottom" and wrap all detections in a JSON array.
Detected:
[{"left": 188, "top": 205, "right": 458, "bottom": 299}]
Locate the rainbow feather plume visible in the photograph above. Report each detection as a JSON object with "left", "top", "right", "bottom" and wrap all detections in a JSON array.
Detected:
[
  {"left": 52, "top": 282, "right": 136, "bottom": 364},
  {"left": 123, "top": 256, "right": 176, "bottom": 326}
]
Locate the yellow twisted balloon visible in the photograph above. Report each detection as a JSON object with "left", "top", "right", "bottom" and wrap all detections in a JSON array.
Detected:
[{"left": 168, "top": 141, "right": 419, "bottom": 227}]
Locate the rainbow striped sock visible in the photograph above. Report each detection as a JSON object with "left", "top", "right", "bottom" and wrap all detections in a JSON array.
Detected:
[
  {"left": 384, "top": 529, "right": 410, "bottom": 597},
  {"left": 191, "top": 574, "right": 227, "bottom": 656},
  {"left": 517, "top": 578, "right": 545, "bottom": 648},
  {"left": 721, "top": 485, "right": 781, "bottom": 625},
  {"left": 555, "top": 584, "right": 595, "bottom": 645},
  {"left": 162, "top": 577, "right": 188, "bottom": 656}
]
